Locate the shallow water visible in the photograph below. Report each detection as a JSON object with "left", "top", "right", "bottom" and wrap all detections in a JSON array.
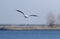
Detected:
[{"left": 0, "top": 30, "right": 60, "bottom": 39}]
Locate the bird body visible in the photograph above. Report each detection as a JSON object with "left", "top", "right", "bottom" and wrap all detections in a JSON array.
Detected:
[
  {"left": 24, "top": 15, "right": 29, "bottom": 18},
  {"left": 16, "top": 10, "right": 38, "bottom": 18}
]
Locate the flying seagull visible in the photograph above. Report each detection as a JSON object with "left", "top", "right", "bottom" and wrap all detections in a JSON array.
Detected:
[{"left": 16, "top": 10, "right": 38, "bottom": 18}]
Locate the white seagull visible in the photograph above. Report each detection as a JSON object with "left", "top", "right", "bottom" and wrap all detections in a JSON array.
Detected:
[{"left": 16, "top": 10, "right": 38, "bottom": 18}]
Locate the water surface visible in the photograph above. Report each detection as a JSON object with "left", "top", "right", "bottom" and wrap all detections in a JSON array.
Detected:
[{"left": 0, "top": 30, "right": 60, "bottom": 39}]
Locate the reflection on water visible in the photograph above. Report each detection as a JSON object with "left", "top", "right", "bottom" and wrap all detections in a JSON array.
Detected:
[{"left": 0, "top": 30, "right": 60, "bottom": 39}]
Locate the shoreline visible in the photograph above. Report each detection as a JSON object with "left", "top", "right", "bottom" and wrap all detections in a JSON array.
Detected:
[{"left": 0, "top": 26, "right": 60, "bottom": 30}]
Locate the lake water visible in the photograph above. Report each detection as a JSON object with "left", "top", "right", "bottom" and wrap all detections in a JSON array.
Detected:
[{"left": 0, "top": 30, "right": 60, "bottom": 39}]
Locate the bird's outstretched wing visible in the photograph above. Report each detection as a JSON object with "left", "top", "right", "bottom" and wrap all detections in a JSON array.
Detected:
[
  {"left": 29, "top": 15, "right": 38, "bottom": 17},
  {"left": 16, "top": 10, "right": 25, "bottom": 15}
]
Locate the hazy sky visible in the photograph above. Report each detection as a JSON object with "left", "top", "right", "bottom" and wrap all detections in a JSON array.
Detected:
[{"left": 0, "top": 0, "right": 60, "bottom": 24}]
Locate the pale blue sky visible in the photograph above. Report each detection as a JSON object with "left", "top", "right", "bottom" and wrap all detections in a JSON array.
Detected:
[{"left": 0, "top": 0, "right": 60, "bottom": 24}]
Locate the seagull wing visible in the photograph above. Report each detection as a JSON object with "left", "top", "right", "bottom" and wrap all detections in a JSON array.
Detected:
[
  {"left": 29, "top": 15, "right": 38, "bottom": 17},
  {"left": 16, "top": 10, "right": 25, "bottom": 15}
]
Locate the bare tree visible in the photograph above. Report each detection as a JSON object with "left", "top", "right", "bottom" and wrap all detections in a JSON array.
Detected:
[
  {"left": 47, "top": 12, "right": 55, "bottom": 27},
  {"left": 57, "top": 13, "right": 60, "bottom": 25}
]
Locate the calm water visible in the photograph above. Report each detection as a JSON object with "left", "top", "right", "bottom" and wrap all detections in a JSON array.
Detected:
[{"left": 0, "top": 30, "right": 60, "bottom": 39}]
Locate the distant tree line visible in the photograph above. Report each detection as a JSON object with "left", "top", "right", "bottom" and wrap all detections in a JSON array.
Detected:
[{"left": 0, "top": 24, "right": 47, "bottom": 26}]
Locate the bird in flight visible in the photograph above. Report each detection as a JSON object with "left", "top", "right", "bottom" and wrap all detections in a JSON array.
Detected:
[{"left": 16, "top": 10, "right": 38, "bottom": 18}]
